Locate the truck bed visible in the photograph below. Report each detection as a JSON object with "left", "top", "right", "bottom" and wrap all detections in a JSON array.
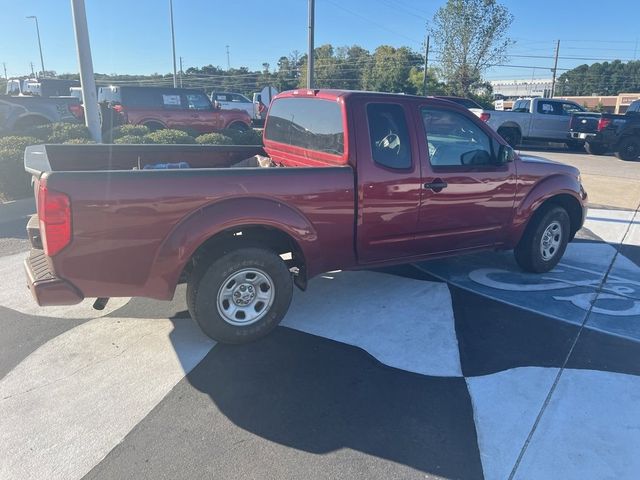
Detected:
[{"left": 24, "top": 144, "right": 356, "bottom": 302}]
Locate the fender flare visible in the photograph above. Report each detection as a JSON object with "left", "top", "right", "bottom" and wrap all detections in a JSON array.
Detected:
[
  {"left": 507, "top": 174, "right": 583, "bottom": 247},
  {"left": 14, "top": 113, "right": 52, "bottom": 128},
  {"left": 145, "top": 196, "right": 319, "bottom": 299}
]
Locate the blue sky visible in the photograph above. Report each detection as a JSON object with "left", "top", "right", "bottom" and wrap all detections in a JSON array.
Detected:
[{"left": 1, "top": 0, "right": 638, "bottom": 81}]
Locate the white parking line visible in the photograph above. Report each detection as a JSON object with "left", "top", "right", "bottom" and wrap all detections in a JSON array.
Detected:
[
  {"left": 284, "top": 271, "right": 462, "bottom": 377},
  {"left": 0, "top": 317, "right": 214, "bottom": 480},
  {"left": 0, "top": 253, "right": 130, "bottom": 319}
]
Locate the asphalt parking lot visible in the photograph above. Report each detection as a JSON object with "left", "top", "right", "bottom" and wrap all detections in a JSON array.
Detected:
[{"left": 1, "top": 148, "right": 639, "bottom": 480}]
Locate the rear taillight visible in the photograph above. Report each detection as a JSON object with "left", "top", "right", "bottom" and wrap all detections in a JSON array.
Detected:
[
  {"left": 480, "top": 112, "right": 491, "bottom": 122},
  {"left": 597, "top": 117, "right": 612, "bottom": 131},
  {"left": 38, "top": 182, "right": 71, "bottom": 256},
  {"left": 69, "top": 103, "right": 84, "bottom": 120}
]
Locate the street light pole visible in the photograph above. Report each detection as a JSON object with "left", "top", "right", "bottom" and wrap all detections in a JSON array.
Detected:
[
  {"left": 169, "top": 0, "right": 178, "bottom": 88},
  {"left": 70, "top": 0, "right": 102, "bottom": 142},
  {"left": 26, "top": 16, "right": 46, "bottom": 78},
  {"left": 307, "top": 0, "right": 314, "bottom": 89}
]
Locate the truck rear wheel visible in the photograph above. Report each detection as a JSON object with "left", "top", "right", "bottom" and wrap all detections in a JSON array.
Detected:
[
  {"left": 187, "top": 247, "right": 293, "bottom": 344},
  {"left": 498, "top": 127, "right": 521, "bottom": 148},
  {"left": 614, "top": 137, "right": 640, "bottom": 161},
  {"left": 514, "top": 206, "right": 570, "bottom": 273}
]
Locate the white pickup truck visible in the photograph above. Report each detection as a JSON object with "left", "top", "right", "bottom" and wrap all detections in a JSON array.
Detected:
[{"left": 475, "top": 98, "right": 587, "bottom": 150}]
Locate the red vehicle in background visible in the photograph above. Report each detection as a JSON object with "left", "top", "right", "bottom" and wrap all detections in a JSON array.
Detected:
[
  {"left": 24, "top": 89, "right": 587, "bottom": 344},
  {"left": 101, "top": 86, "right": 252, "bottom": 133}
]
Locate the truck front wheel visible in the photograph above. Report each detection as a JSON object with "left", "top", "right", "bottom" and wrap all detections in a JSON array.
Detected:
[
  {"left": 514, "top": 206, "right": 570, "bottom": 273},
  {"left": 187, "top": 247, "right": 293, "bottom": 344}
]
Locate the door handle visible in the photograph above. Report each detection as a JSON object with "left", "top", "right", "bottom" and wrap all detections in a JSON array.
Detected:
[{"left": 424, "top": 179, "right": 448, "bottom": 192}]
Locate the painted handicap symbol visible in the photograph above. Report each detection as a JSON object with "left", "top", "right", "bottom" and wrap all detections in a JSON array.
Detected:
[{"left": 469, "top": 264, "right": 640, "bottom": 317}]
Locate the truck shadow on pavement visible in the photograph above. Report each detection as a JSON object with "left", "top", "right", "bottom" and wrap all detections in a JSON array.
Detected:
[{"left": 182, "top": 326, "right": 484, "bottom": 480}]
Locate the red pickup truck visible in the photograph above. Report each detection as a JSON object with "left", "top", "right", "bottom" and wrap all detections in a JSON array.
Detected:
[{"left": 24, "top": 90, "right": 587, "bottom": 344}]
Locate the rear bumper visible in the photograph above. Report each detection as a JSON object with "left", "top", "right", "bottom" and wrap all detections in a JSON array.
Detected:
[
  {"left": 569, "top": 132, "right": 596, "bottom": 141},
  {"left": 24, "top": 248, "right": 84, "bottom": 306}
]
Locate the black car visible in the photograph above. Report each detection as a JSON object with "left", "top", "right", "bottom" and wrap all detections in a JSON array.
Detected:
[{"left": 569, "top": 99, "right": 640, "bottom": 160}]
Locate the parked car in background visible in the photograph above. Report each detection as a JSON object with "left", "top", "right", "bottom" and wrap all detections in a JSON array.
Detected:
[
  {"left": 24, "top": 90, "right": 586, "bottom": 345},
  {"left": 475, "top": 97, "right": 586, "bottom": 149},
  {"left": 569, "top": 99, "right": 640, "bottom": 160},
  {"left": 253, "top": 86, "right": 279, "bottom": 126},
  {"left": 0, "top": 95, "right": 83, "bottom": 133},
  {"left": 210, "top": 92, "right": 257, "bottom": 120},
  {"left": 102, "top": 86, "right": 252, "bottom": 133},
  {"left": 435, "top": 96, "right": 483, "bottom": 116}
]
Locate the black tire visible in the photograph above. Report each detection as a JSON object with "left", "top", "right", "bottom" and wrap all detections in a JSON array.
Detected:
[
  {"left": 228, "top": 121, "right": 249, "bottom": 132},
  {"left": 187, "top": 247, "right": 293, "bottom": 344},
  {"left": 143, "top": 121, "right": 165, "bottom": 132},
  {"left": 585, "top": 142, "right": 607, "bottom": 155},
  {"left": 614, "top": 136, "right": 640, "bottom": 161},
  {"left": 13, "top": 115, "right": 50, "bottom": 132},
  {"left": 514, "top": 206, "right": 570, "bottom": 273},
  {"left": 566, "top": 141, "right": 585, "bottom": 152},
  {"left": 498, "top": 127, "right": 521, "bottom": 148}
]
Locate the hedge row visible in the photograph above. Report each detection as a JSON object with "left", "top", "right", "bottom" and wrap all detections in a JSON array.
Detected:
[{"left": 0, "top": 123, "right": 264, "bottom": 201}]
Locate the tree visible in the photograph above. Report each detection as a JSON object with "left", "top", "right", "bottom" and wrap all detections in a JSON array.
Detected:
[
  {"left": 430, "top": 0, "right": 513, "bottom": 97},
  {"left": 362, "top": 45, "right": 422, "bottom": 93},
  {"left": 556, "top": 60, "right": 640, "bottom": 96}
]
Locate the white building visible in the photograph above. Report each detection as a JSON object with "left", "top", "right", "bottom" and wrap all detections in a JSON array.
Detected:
[{"left": 490, "top": 79, "right": 553, "bottom": 99}]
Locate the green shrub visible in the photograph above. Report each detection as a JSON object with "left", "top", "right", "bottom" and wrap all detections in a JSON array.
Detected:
[
  {"left": 144, "top": 129, "right": 196, "bottom": 144},
  {"left": 218, "top": 128, "right": 263, "bottom": 145},
  {"left": 195, "top": 133, "right": 234, "bottom": 145},
  {"left": 113, "top": 135, "right": 154, "bottom": 144},
  {"left": 20, "top": 124, "right": 52, "bottom": 141},
  {"left": 0, "top": 136, "right": 39, "bottom": 201},
  {"left": 19, "top": 122, "right": 90, "bottom": 143},
  {"left": 47, "top": 123, "right": 91, "bottom": 143},
  {"left": 110, "top": 124, "right": 151, "bottom": 139}
]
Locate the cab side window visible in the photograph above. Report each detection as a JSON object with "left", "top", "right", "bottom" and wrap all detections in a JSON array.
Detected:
[
  {"left": 422, "top": 107, "right": 493, "bottom": 167},
  {"left": 537, "top": 101, "right": 560, "bottom": 115},
  {"left": 366, "top": 103, "right": 412, "bottom": 169}
]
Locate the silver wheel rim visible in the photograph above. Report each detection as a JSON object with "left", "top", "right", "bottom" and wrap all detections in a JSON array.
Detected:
[
  {"left": 217, "top": 268, "right": 275, "bottom": 326},
  {"left": 540, "top": 221, "right": 562, "bottom": 261}
]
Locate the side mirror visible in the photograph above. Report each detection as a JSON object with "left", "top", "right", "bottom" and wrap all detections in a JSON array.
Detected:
[
  {"left": 213, "top": 100, "right": 222, "bottom": 110},
  {"left": 498, "top": 144, "right": 515, "bottom": 164}
]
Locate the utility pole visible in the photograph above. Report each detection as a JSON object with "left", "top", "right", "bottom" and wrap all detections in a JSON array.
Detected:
[
  {"left": 169, "top": 0, "right": 177, "bottom": 88},
  {"left": 422, "top": 35, "right": 430, "bottom": 96},
  {"left": 225, "top": 45, "right": 231, "bottom": 70},
  {"left": 26, "top": 16, "right": 46, "bottom": 77},
  {"left": 179, "top": 56, "right": 183, "bottom": 87},
  {"left": 30, "top": 62, "right": 35, "bottom": 77},
  {"left": 307, "top": 0, "right": 314, "bottom": 89},
  {"left": 550, "top": 39, "right": 560, "bottom": 98},
  {"left": 70, "top": 0, "right": 102, "bottom": 142},
  {"left": 3, "top": 62, "right": 8, "bottom": 80}
]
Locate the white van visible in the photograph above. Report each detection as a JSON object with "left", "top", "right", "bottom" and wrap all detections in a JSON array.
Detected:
[{"left": 98, "top": 85, "right": 121, "bottom": 104}]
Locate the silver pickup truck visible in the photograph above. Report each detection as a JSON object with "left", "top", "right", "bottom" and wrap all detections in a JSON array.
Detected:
[
  {"left": 475, "top": 98, "right": 586, "bottom": 150},
  {"left": 0, "top": 95, "right": 83, "bottom": 134}
]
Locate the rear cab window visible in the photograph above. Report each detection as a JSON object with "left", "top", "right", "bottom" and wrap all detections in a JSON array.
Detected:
[
  {"left": 263, "top": 96, "right": 346, "bottom": 166},
  {"left": 366, "top": 103, "right": 412, "bottom": 170}
]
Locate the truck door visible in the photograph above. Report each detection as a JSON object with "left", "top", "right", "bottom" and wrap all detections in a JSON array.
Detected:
[
  {"left": 356, "top": 99, "right": 424, "bottom": 262},
  {"left": 414, "top": 104, "right": 516, "bottom": 254},
  {"left": 183, "top": 92, "right": 221, "bottom": 133},
  {"left": 531, "top": 100, "right": 571, "bottom": 140}
]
